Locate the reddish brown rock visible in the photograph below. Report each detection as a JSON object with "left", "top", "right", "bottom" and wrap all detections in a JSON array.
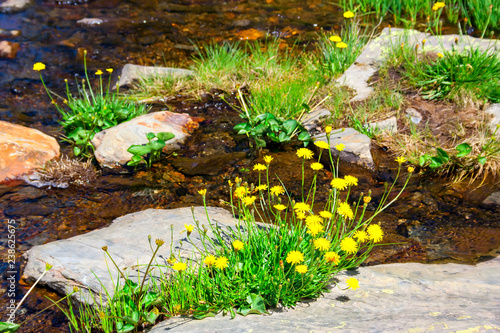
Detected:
[
  {"left": 0, "top": 121, "right": 60, "bottom": 182},
  {"left": 0, "top": 40, "right": 20, "bottom": 59}
]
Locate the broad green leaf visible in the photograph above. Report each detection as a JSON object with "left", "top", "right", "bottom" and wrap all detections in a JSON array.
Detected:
[
  {"left": 142, "top": 292, "right": 161, "bottom": 308},
  {"left": 122, "top": 311, "right": 140, "bottom": 325},
  {"left": 436, "top": 148, "right": 449, "bottom": 162},
  {"left": 73, "top": 146, "right": 81, "bottom": 156},
  {"left": 144, "top": 310, "right": 159, "bottom": 324},
  {"left": 156, "top": 132, "right": 175, "bottom": 141},
  {"left": 419, "top": 154, "right": 431, "bottom": 166},
  {"left": 150, "top": 140, "right": 166, "bottom": 151},
  {"left": 146, "top": 132, "right": 156, "bottom": 141},
  {"left": 255, "top": 137, "right": 266, "bottom": 147},
  {"left": 246, "top": 294, "right": 267, "bottom": 314},
  {"left": 478, "top": 156, "right": 487, "bottom": 165},
  {"left": 455, "top": 143, "right": 472, "bottom": 157},
  {"left": 127, "top": 145, "right": 152, "bottom": 156},
  {"left": 234, "top": 123, "right": 251, "bottom": 132},
  {"left": 298, "top": 131, "right": 310, "bottom": 142},
  {"left": 193, "top": 305, "right": 216, "bottom": 320},
  {"left": 0, "top": 322, "right": 20, "bottom": 332},
  {"left": 116, "top": 322, "right": 135, "bottom": 333},
  {"left": 254, "top": 124, "right": 267, "bottom": 135},
  {"left": 429, "top": 157, "right": 443, "bottom": 169},
  {"left": 283, "top": 119, "right": 298, "bottom": 135},
  {"left": 278, "top": 132, "right": 290, "bottom": 142}
]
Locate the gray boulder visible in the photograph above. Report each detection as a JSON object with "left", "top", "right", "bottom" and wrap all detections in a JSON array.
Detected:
[
  {"left": 91, "top": 111, "right": 199, "bottom": 168},
  {"left": 485, "top": 103, "right": 500, "bottom": 137},
  {"left": 118, "top": 64, "right": 194, "bottom": 89},
  {"left": 0, "top": 0, "right": 31, "bottom": 13}
]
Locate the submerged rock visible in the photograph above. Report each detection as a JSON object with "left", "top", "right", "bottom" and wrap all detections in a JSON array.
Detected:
[
  {"left": 0, "top": 40, "right": 20, "bottom": 59},
  {"left": 91, "top": 111, "right": 200, "bottom": 168},
  {"left": 0, "top": 0, "right": 32, "bottom": 13},
  {"left": 117, "top": 64, "right": 195, "bottom": 89},
  {"left": 150, "top": 256, "right": 500, "bottom": 332},
  {"left": 0, "top": 121, "right": 60, "bottom": 183},
  {"left": 22, "top": 207, "right": 238, "bottom": 303},
  {"left": 314, "top": 128, "right": 374, "bottom": 169}
]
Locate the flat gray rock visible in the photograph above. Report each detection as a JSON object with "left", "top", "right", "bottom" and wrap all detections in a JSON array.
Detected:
[
  {"left": 314, "top": 128, "right": 373, "bottom": 169},
  {"left": 482, "top": 191, "right": 500, "bottom": 206},
  {"left": 0, "top": 0, "right": 31, "bottom": 13},
  {"left": 91, "top": 111, "right": 199, "bottom": 168},
  {"left": 367, "top": 116, "right": 397, "bottom": 134},
  {"left": 301, "top": 108, "right": 331, "bottom": 131},
  {"left": 486, "top": 103, "right": 500, "bottom": 137},
  {"left": 118, "top": 64, "right": 194, "bottom": 89},
  {"left": 22, "top": 207, "right": 239, "bottom": 303},
  {"left": 337, "top": 28, "right": 499, "bottom": 102},
  {"left": 150, "top": 256, "right": 500, "bottom": 332}
]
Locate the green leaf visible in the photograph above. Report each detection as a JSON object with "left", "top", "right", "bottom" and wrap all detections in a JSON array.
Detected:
[
  {"left": 193, "top": 305, "right": 216, "bottom": 320},
  {"left": 283, "top": 119, "right": 298, "bottom": 135},
  {"left": 419, "top": 154, "right": 431, "bottom": 166},
  {"left": 234, "top": 122, "right": 251, "bottom": 132},
  {"left": 429, "top": 157, "right": 444, "bottom": 169},
  {"left": 74, "top": 146, "right": 82, "bottom": 156},
  {"left": 0, "top": 322, "right": 21, "bottom": 332},
  {"left": 146, "top": 132, "right": 156, "bottom": 141},
  {"left": 436, "top": 148, "right": 449, "bottom": 163},
  {"left": 116, "top": 323, "right": 135, "bottom": 333},
  {"left": 150, "top": 140, "right": 166, "bottom": 151},
  {"left": 122, "top": 311, "right": 140, "bottom": 325},
  {"left": 144, "top": 310, "right": 159, "bottom": 324},
  {"left": 455, "top": 143, "right": 472, "bottom": 157},
  {"left": 237, "top": 294, "right": 268, "bottom": 316},
  {"left": 255, "top": 137, "right": 266, "bottom": 147},
  {"left": 156, "top": 132, "right": 175, "bottom": 141},
  {"left": 297, "top": 131, "right": 310, "bottom": 142},
  {"left": 142, "top": 292, "right": 162, "bottom": 308},
  {"left": 127, "top": 145, "right": 152, "bottom": 156},
  {"left": 278, "top": 132, "right": 290, "bottom": 142},
  {"left": 478, "top": 156, "right": 487, "bottom": 165}
]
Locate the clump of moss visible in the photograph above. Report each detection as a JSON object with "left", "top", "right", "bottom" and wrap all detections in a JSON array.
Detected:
[{"left": 35, "top": 156, "right": 98, "bottom": 187}]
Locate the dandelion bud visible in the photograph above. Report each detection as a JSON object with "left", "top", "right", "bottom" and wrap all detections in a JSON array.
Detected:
[
  {"left": 102, "top": 246, "right": 108, "bottom": 252},
  {"left": 73, "top": 286, "right": 79, "bottom": 293},
  {"left": 253, "top": 275, "right": 256, "bottom": 279},
  {"left": 400, "top": 42, "right": 404, "bottom": 48},
  {"left": 415, "top": 44, "right": 419, "bottom": 51},
  {"left": 278, "top": 284, "right": 283, "bottom": 290},
  {"left": 422, "top": 39, "right": 426, "bottom": 45},
  {"left": 155, "top": 239, "right": 165, "bottom": 247},
  {"left": 287, "top": 278, "right": 290, "bottom": 283},
  {"left": 271, "top": 277, "right": 274, "bottom": 281},
  {"left": 325, "top": 126, "right": 332, "bottom": 134},
  {"left": 455, "top": 37, "right": 458, "bottom": 44},
  {"left": 275, "top": 245, "right": 278, "bottom": 251},
  {"left": 148, "top": 235, "right": 151, "bottom": 242},
  {"left": 279, "top": 260, "right": 284, "bottom": 269},
  {"left": 298, "top": 237, "right": 303, "bottom": 242},
  {"left": 45, "top": 263, "right": 53, "bottom": 270}
]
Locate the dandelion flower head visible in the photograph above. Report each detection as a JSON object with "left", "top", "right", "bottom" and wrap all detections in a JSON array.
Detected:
[
  {"left": 314, "top": 141, "right": 330, "bottom": 150},
  {"left": 305, "top": 214, "right": 323, "bottom": 226},
  {"left": 325, "top": 251, "right": 340, "bottom": 264},
  {"left": 296, "top": 148, "right": 314, "bottom": 159},
  {"left": 234, "top": 186, "right": 248, "bottom": 198},
  {"left": 242, "top": 196, "right": 257, "bottom": 206},
  {"left": 95, "top": 70, "right": 103, "bottom": 75},
  {"left": 253, "top": 163, "right": 267, "bottom": 171},
  {"left": 346, "top": 277, "right": 359, "bottom": 290},
  {"left": 329, "top": 35, "right": 342, "bottom": 43},
  {"left": 311, "top": 162, "right": 324, "bottom": 171},
  {"left": 337, "top": 201, "right": 354, "bottom": 219},
  {"left": 295, "top": 264, "right": 308, "bottom": 274},
  {"left": 335, "top": 143, "right": 345, "bottom": 151},
  {"left": 340, "top": 237, "right": 358, "bottom": 254},
  {"left": 367, "top": 224, "right": 384, "bottom": 243},
  {"left": 184, "top": 224, "right": 194, "bottom": 233},
  {"left": 286, "top": 251, "right": 304, "bottom": 265},
  {"left": 215, "top": 256, "right": 229, "bottom": 270},
  {"left": 395, "top": 156, "right": 407, "bottom": 164},
  {"left": 336, "top": 42, "right": 348, "bottom": 48},
  {"left": 274, "top": 204, "right": 287, "bottom": 211},
  {"left": 204, "top": 255, "right": 216, "bottom": 267},
  {"left": 33, "top": 62, "right": 46, "bottom": 71},
  {"left": 294, "top": 202, "right": 311, "bottom": 212},
  {"left": 198, "top": 189, "right": 207, "bottom": 196},
  {"left": 270, "top": 185, "right": 285, "bottom": 196},
  {"left": 263, "top": 155, "right": 274, "bottom": 164},
  {"left": 232, "top": 240, "right": 244, "bottom": 252},
  {"left": 314, "top": 238, "right": 331, "bottom": 251},
  {"left": 307, "top": 223, "right": 324, "bottom": 237},
  {"left": 255, "top": 184, "right": 268, "bottom": 192},
  {"left": 172, "top": 262, "right": 187, "bottom": 271},
  {"left": 354, "top": 230, "right": 368, "bottom": 243},
  {"left": 343, "top": 10, "right": 354, "bottom": 18},
  {"left": 344, "top": 175, "right": 358, "bottom": 186},
  {"left": 331, "top": 178, "right": 348, "bottom": 191},
  {"left": 319, "top": 211, "right": 332, "bottom": 219}
]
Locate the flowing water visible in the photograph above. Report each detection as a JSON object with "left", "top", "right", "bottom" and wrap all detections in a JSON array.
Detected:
[{"left": 0, "top": 0, "right": 499, "bottom": 331}]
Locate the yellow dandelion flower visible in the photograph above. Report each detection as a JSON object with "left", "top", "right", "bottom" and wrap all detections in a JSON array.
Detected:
[
  {"left": 363, "top": 196, "right": 371, "bottom": 204},
  {"left": 106, "top": 68, "right": 113, "bottom": 73},
  {"left": 172, "top": 262, "right": 187, "bottom": 271},
  {"left": 314, "top": 140, "right": 330, "bottom": 150},
  {"left": 255, "top": 184, "right": 268, "bottom": 192},
  {"left": 319, "top": 211, "right": 332, "bottom": 219},
  {"left": 340, "top": 237, "right": 358, "bottom": 254},
  {"left": 337, "top": 201, "right": 354, "bottom": 219},
  {"left": 437, "top": 53, "right": 444, "bottom": 58},
  {"left": 274, "top": 204, "right": 287, "bottom": 211},
  {"left": 204, "top": 255, "right": 216, "bottom": 267},
  {"left": 232, "top": 240, "right": 244, "bottom": 252},
  {"left": 335, "top": 143, "right": 345, "bottom": 151},
  {"left": 167, "top": 257, "right": 177, "bottom": 265},
  {"left": 95, "top": 70, "right": 103, "bottom": 75},
  {"left": 307, "top": 223, "right": 324, "bottom": 236},
  {"left": 408, "top": 166, "right": 415, "bottom": 173},
  {"left": 198, "top": 189, "right": 207, "bottom": 196},
  {"left": 344, "top": 175, "right": 358, "bottom": 186},
  {"left": 305, "top": 214, "right": 323, "bottom": 226},
  {"left": 311, "top": 162, "right": 324, "bottom": 171},
  {"left": 294, "top": 202, "right": 311, "bottom": 212},
  {"left": 422, "top": 39, "right": 427, "bottom": 45},
  {"left": 296, "top": 211, "right": 306, "bottom": 220},
  {"left": 253, "top": 163, "right": 267, "bottom": 171},
  {"left": 295, "top": 264, "right": 308, "bottom": 274},
  {"left": 331, "top": 178, "right": 348, "bottom": 190},
  {"left": 336, "top": 42, "right": 348, "bottom": 49},
  {"left": 242, "top": 196, "right": 257, "bottom": 206},
  {"left": 325, "top": 251, "right": 340, "bottom": 264},
  {"left": 329, "top": 35, "right": 342, "bottom": 43},
  {"left": 214, "top": 256, "right": 229, "bottom": 270},
  {"left": 296, "top": 148, "right": 314, "bottom": 159},
  {"left": 235, "top": 177, "right": 242, "bottom": 184},
  {"left": 270, "top": 185, "right": 285, "bottom": 196},
  {"left": 395, "top": 156, "right": 407, "bottom": 164},
  {"left": 343, "top": 10, "right": 354, "bottom": 18},
  {"left": 367, "top": 224, "right": 384, "bottom": 243},
  {"left": 263, "top": 155, "right": 274, "bottom": 164},
  {"left": 313, "top": 238, "right": 331, "bottom": 251},
  {"left": 33, "top": 62, "right": 46, "bottom": 71},
  {"left": 325, "top": 126, "right": 332, "bottom": 133},
  {"left": 354, "top": 230, "right": 368, "bottom": 243},
  {"left": 184, "top": 224, "right": 194, "bottom": 233},
  {"left": 286, "top": 251, "right": 304, "bottom": 265},
  {"left": 346, "top": 277, "right": 359, "bottom": 290},
  {"left": 228, "top": 180, "right": 233, "bottom": 187},
  {"left": 234, "top": 186, "right": 247, "bottom": 198}
]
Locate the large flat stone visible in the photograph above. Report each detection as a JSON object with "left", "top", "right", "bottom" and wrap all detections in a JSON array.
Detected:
[
  {"left": 118, "top": 64, "right": 195, "bottom": 89},
  {"left": 150, "top": 256, "right": 500, "bottom": 332},
  {"left": 0, "top": 0, "right": 31, "bottom": 13},
  {"left": 91, "top": 111, "right": 199, "bottom": 168},
  {"left": 337, "top": 28, "right": 500, "bottom": 102},
  {"left": 0, "top": 121, "right": 60, "bottom": 182},
  {"left": 314, "top": 128, "right": 373, "bottom": 169},
  {"left": 22, "top": 207, "right": 238, "bottom": 303}
]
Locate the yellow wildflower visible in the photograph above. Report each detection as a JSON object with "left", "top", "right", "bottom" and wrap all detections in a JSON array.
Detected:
[
  {"left": 296, "top": 212, "right": 306, "bottom": 220},
  {"left": 263, "top": 155, "right": 274, "bottom": 164},
  {"left": 253, "top": 163, "right": 267, "bottom": 171},
  {"left": 354, "top": 230, "right": 368, "bottom": 243},
  {"left": 242, "top": 196, "right": 257, "bottom": 206},
  {"left": 33, "top": 62, "right": 46, "bottom": 71},
  {"left": 95, "top": 70, "right": 103, "bottom": 75},
  {"left": 307, "top": 223, "right": 324, "bottom": 236},
  {"left": 232, "top": 240, "right": 244, "bottom": 252},
  {"left": 367, "top": 224, "right": 384, "bottom": 243},
  {"left": 408, "top": 166, "right": 415, "bottom": 173},
  {"left": 337, "top": 201, "right": 354, "bottom": 219},
  {"left": 305, "top": 214, "right": 323, "bottom": 225},
  {"left": 172, "top": 262, "right": 187, "bottom": 271},
  {"left": 235, "top": 177, "right": 242, "bottom": 184},
  {"left": 437, "top": 52, "right": 444, "bottom": 58},
  {"left": 395, "top": 156, "right": 407, "bottom": 164},
  {"left": 340, "top": 237, "right": 358, "bottom": 254},
  {"left": 286, "top": 251, "right": 304, "bottom": 265},
  {"left": 336, "top": 42, "right": 348, "bottom": 49},
  {"left": 270, "top": 185, "right": 285, "bottom": 196},
  {"left": 325, "top": 126, "right": 332, "bottom": 133},
  {"left": 274, "top": 204, "right": 287, "bottom": 211},
  {"left": 228, "top": 180, "right": 233, "bottom": 187},
  {"left": 294, "top": 202, "right": 311, "bottom": 212},
  {"left": 214, "top": 257, "right": 229, "bottom": 270},
  {"left": 295, "top": 265, "right": 308, "bottom": 274},
  {"left": 198, "top": 189, "right": 207, "bottom": 196},
  {"left": 314, "top": 141, "right": 330, "bottom": 150},
  {"left": 319, "top": 211, "right": 332, "bottom": 219},
  {"left": 313, "top": 238, "right": 331, "bottom": 251},
  {"left": 167, "top": 257, "right": 177, "bottom": 265},
  {"left": 184, "top": 224, "right": 194, "bottom": 233},
  {"left": 255, "top": 184, "right": 268, "bottom": 192},
  {"left": 325, "top": 251, "right": 340, "bottom": 264},
  {"left": 346, "top": 277, "right": 359, "bottom": 290},
  {"left": 106, "top": 68, "right": 113, "bottom": 73},
  {"left": 343, "top": 10, "right": 354, "bottom": 18},
  {"left": 329, "top": 35, "right": 342, "bottom": 43},
  {"left": 234, "top": 186, "right": 247, "bottom": 198},
  {"left": 296, "top": 148, "right": 314, "bottom": 159},
  {"left": 204, "top": 255, "right": 216, "bottom": 267},
  {"left": 344, "top": 175, "right": 358, "bottom": 186},
  {"left": 363, "top": 196, "right": 371, "bottom": 204},
  {"left": 311, "top": 162, "right": 324, "bottom": 171},
  {"left": 422, "top": 39, "right": 427, "bottom": 45},
  {"left": 335, "top": 143, "right": 345, "bottom": 151},
  {"left": 331, "top": 178, "right": 348, "bottom": 190},
  {"left": 432, "top": 1, "right": 445, "bottom": 11}
]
